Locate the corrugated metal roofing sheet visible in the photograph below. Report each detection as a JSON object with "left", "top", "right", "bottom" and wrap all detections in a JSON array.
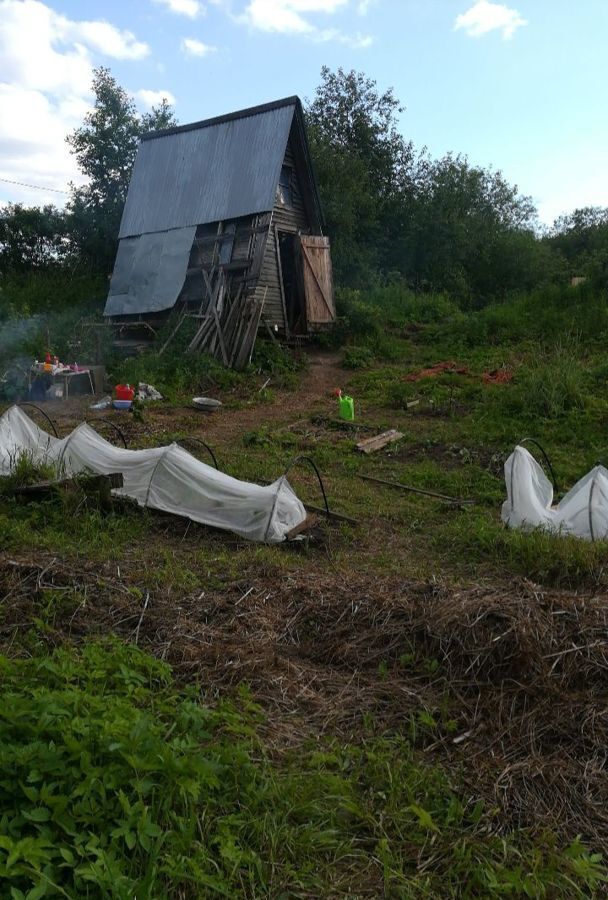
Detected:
[
  {"left": 119, "top": 102, "right": 296, "bottom": 239},
  {"left": 104, "top": 227, "right": 196, "bottom": 316}
]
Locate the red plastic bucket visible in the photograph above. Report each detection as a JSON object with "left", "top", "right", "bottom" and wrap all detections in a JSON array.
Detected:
[{"left": 115, "top": 384, "right": 135, "bottom": 401}]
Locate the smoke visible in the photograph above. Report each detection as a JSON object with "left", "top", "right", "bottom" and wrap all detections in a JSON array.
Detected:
[{"left": 0, "top": 314, "right": 43, "bottom": 401}]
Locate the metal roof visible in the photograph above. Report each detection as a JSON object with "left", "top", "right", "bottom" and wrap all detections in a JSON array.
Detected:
[
  {"left": 119, "top": 98, "right": 299, "bottom": 239},
  {"left": 104, "top": 227, "right": 196, "bottom": 316}
]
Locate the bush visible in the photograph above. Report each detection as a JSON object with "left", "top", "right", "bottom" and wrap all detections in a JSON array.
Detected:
[
  {"left": 335, "top": 287, "right": 382, "bottom": 337},
  {"left": 336, "top": 283, "right": 463, "bottom": 336},
  {"left": 342, "top": 346, "right": 375, "bottom": 369},
  {"left": 0, "top": 270, "right": 106, "bottom": 320},
  {"left": 497, "top": 344, "right": 588, "bottom": 419},
  {"left": 458, "top": 283, "right": 608, "bottom": 349}
]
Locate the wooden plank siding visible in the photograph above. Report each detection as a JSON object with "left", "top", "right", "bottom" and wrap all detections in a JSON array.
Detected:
[
  {"left": 175, "top": 130, "right": 321, "bottom": 335},
  {"left": 180, "top": 215, "right": 260, "bottom": 306},
  {"left": 253, "top": 135, "right": 311, "bottom": 334}
]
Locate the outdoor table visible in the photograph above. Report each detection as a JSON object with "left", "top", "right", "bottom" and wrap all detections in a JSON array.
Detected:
[{"left": 29, "top": 366, "right": 95, "bottom": 399}]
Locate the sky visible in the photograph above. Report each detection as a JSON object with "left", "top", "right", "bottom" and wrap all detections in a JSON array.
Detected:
[{"left": 0, "top": 0, "right": 605, "bottom": 225}]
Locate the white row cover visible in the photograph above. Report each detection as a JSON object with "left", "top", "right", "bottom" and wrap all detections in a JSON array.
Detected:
[
  {"left": 502, "top": 445, "right": 608, "bottom": 540},
  {"left": 0, "top": 406, "right": 306, "bottom": 543}
]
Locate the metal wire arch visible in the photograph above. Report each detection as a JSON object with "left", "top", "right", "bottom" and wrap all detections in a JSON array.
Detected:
[
  {"left": 518, "top": 437, "right": 559, "bottom": 493},
  {"left": 84, "top": 419, "right": 128, "bottom": 449}
]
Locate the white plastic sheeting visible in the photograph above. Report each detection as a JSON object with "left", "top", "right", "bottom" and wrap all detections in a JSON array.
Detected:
[
  {"left": 0, "top": 406, "right": 306, "bottom": 543},
  {"left": 502, "top": 445, "right": 608, "bottom": 540}
]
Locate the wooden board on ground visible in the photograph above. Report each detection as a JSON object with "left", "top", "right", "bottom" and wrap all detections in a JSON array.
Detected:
[
  {"left": 357, "top": 473, "right": 474, "bottom": 506},
  {"left": 285, "top": 514, "right": 319, "bottom": 540},
  {"left": 356, "top": 430, "right": 404, "bottom": 454},
  {"left": 10, "top": 473, "right": 123, "bottom": 508}
]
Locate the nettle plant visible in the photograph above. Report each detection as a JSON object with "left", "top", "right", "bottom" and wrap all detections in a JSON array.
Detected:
[{"left": 0, "top": 641, "right": 262, "bottom": 899}]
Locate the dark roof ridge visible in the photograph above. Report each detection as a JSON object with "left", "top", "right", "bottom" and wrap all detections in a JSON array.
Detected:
[{"left": 141, "top": 95, "right": 301, "bottom": 142}]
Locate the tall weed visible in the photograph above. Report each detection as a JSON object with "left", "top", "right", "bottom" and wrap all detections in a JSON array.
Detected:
[
  {"left": 493, "top": 343, "right": 587, "bottom": 419},
  {"left": 337, "top": 283, "right": 463, "bottom": 334},
  {"left": 459, "top": 283, "right": 608, "bottom": 348}
]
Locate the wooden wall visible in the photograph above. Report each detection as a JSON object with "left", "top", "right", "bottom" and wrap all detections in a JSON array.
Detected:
[
  {"left": 253, "top": 133, "right": 312, "bottom": 334},
  {"left": 176, "top": 124, "right": 321, "bottom": 336}
]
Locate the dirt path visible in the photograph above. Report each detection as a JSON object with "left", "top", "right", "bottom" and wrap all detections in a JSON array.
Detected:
[{"left": 198, "top": 349, "right": 348, "bottom": 442}]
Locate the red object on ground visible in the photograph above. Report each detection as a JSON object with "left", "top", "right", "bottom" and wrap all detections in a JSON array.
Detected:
[
  {"left": 483, "top": 368, "right": 513, "bottom": 385},
  {"left": 115, "top": 384, "right": 135, "bottom": 401},
  {"left": 404, "top": 361, "right": 470, "bottom": 382}
]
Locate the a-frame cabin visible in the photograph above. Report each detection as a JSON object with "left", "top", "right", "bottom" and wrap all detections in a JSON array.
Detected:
[{"left": 104, "top": 96, "right": 335, "bottom": 362}]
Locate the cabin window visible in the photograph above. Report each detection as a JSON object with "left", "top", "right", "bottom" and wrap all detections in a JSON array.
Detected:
[{"left": 277, "top": 165, "right": 293, "bottom": 207}]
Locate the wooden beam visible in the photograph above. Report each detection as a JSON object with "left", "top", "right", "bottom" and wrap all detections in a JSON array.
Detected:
[
  {"left": 274, "top": 224, "right": 290, "bottom": 338},
  {"left": 356, "top": 430, "right": 404, "bottom": 454},
  {"left": 158, "top": 312, "right": 186, "bottom": 356},
  {"left": 285, "top": 514, "right": 319, "bottom": 540},
  {"left": 186, "top": 260, "right": 251, "bottom": 277},
  {"left": 11, "top": 473, "right": 123, "bottom": 509}
]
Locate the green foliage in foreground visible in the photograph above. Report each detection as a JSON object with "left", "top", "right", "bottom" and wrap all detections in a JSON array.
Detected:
[
  {"left": 0, "top": 641, "right": 604, "bottom": 899},
  {"left": 0, "top": 452, "right": 56, "bottom": 495},
  {"left": 114, "top": 317, "right": 300, "bottom": 401}
]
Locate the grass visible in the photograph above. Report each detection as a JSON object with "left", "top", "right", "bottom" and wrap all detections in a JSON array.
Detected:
[
  {"left": 0, "top": 639, "right": 604, "bottom": 899},
  {"left": 0, "top": 494, "right": 150, "bottom": 559},
  {"left": 4, "top": 279, "right": 608, "bottom": 895},
  {"left": 0, "top": 451, "right": 57, "bottom": 494},
  {"left": 112, "top": 316, "right": 301, "bottom": 404}
]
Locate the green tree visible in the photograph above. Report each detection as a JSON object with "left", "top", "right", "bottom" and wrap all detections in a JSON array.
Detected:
[
  {"left": 0, "top": 203, "right": 71, "bottom": 273},
  {"left": 305, "top": 66, "right": 418, "bottom": 286},
  {"left": 547, "top": 207, "right": 608, "bottom": 287},
  {"left": 305, "top": 66, "right": 556, "bottom": 303},
  {"left": 406, "top": 154, "right": 540, "bottom": 302},
  {"left": 67, "top": 67, "right": 177, "bottom": 272}
]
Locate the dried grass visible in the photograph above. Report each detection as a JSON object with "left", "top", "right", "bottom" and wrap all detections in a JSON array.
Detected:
[{"left": 2, "top": 557, "right": 608, "bottom": 851}]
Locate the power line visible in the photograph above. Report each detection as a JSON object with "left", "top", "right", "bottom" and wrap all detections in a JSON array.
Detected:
[{"left": 0, "top": 176, "right": 70, "bottom": 195}]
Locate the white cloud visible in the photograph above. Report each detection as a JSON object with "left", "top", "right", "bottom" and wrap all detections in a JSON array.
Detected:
[
  {"left": 136, "top": 88, "right": 177, "bottom": 109},
  {"left": 181, "top": 37, "right": 218, "bottom": 55},
  {"left": 454, "top": 1, "right": 527, "bottom": 40},
  {"left": 240, "top": 0, "right": 347, "bottom": 34},
  {"left": 63, "top": 20, "right": 149, "bottom": 60},
  {"left": 153, "top": 0, "right": 203, "bottom": 17},
  {"left": 0, "top": 0, "right": 150, "bottom": 206},
  {"left": 316, "top": 27, "right": 372, "bottom": 47},
  {"left": 237, "top": 0, "right": 371, "bottom": 45}
]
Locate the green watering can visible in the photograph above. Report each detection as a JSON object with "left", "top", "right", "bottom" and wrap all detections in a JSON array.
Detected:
[{"left": 336, "top": 389, "right": 355, "bottom": 421}]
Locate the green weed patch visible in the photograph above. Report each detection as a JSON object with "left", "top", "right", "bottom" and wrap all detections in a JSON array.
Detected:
[{"left": 0, "top": 640, "right": 604, "bottom": 899}]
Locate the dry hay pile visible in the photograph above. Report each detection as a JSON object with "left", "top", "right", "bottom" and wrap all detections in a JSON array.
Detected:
[{"left": 2, "top": 557, "right": 608, "bottom": 850}]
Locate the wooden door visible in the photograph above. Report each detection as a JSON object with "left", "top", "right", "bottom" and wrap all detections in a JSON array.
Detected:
[{"left": 298, "top": 235, "right": 336, "bottom": 330}]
